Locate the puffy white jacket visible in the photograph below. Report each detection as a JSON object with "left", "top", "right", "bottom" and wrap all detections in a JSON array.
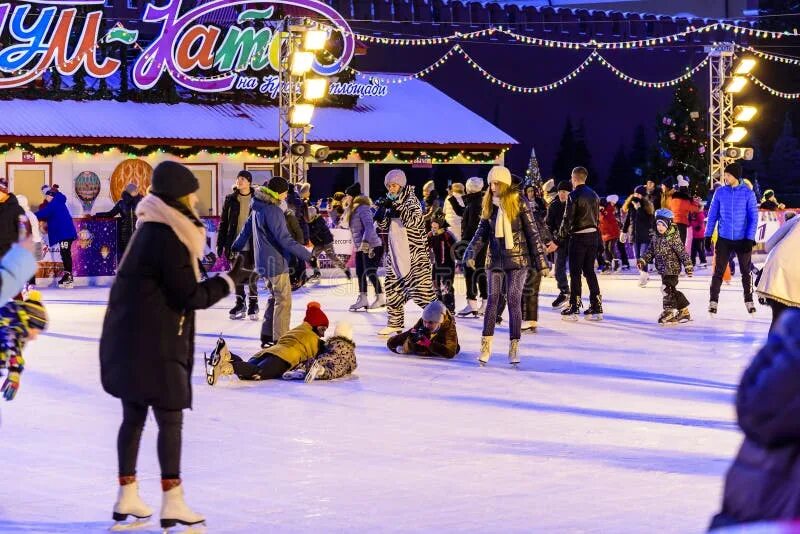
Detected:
[
  {"left": 443, "top": 194, "right": 464, "bottom": 241},
  {"left": 757, "top": 215, "right": 800, "bottom": 307}
]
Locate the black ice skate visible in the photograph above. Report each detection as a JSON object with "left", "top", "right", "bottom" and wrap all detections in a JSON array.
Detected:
[
  {"left": 675, "top": 307, "right": 691, "bottom": 323},
  {"left": 551, "top": 292, "right": 569, "bottom": 308},
  {"left": 708, "top": 301, "right": 718, "bottom": 315},
  {"left": 205, "top": 337, "right": 232, "bottom": 386},
  {"left": 745, "top": 301, "right": 757, "bottom": 314},
  {"left": 58, "top": 272, "right": 74, "bottom": 289},
  {"left": 561, "top": 301, "right": 582, "bottom": 322},
  {"left": 247, "top": 297, "right": 259, "bottom": 321},
  {"left": 584, "top": 296, "right": 603, "bottom": 321},
  {"left": 658, "top": 309, "right": 678, "bottom": 325},
  {"left": 228, "top": 296, "right": 246, "bottom": 320}
]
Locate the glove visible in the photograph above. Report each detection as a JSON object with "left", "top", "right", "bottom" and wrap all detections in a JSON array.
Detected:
[
  {"left": 637, "top": 259, "right": 647, "bottom": 272},
  {"left": 745, "top": 239, "right": 756, "bottom": 251},
  {"left": 368, "top": 247, "right": 377, "bottom": 259},
  {"left": 359, "top": 242, "right": 371, "bottom": 254},
  {"left": 705, "top": 236, "right": 713, "bottom": 250},
  {"left": 416, "top": 336, "right": 431, "bottom": 348},
  {"left": 465, "top": 258, "right": 476, "bottom": 270},
  {"left": 619, "top": 234, "right": 628, "bottom": 244},
  {"left": 2, "top": 371, "right": 20, "bottom": 401},
  {"left": 226, "top": 255, "right": 253, "bottom": 286}
]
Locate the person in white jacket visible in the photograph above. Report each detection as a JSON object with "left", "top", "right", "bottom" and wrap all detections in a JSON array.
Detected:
[
  {"left": 756, "top": 213, "right": 800, "bottom": 332},
  {"left": 443, "top": 183, "right": 465, "bottom": 242}
]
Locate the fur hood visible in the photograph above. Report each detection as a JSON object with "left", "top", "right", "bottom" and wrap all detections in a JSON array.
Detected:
[
  {"left": 253, "top": 186, "right": 281, "bottom": 206},
  {"left": 352, "top": 195, "right": 372, "bottom": 210},
  {"left": 326, "top": 335, "right": 356, "bottom": 349}
]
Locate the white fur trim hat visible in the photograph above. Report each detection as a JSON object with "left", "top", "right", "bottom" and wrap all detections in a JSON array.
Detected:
[
  {"left": 677, "top": 175, "right": 690, "bottom": 188},
  {"left": 487, "top": 166, "right": 512, "bottom": 186},
  {"left": 606, "top": 195, "right": 619, "bottom": 205},
  {"left": 384, "top": 169, "right": 407, "bottom": 188},
  {"left": 466, "top": 176, "right": 484, "bottom": 194},
  {"left": 333, "top": 321, "right": 354, "bottom": 341}
]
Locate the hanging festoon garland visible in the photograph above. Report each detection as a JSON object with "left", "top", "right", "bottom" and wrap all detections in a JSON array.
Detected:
[
  {"left": 734, "top": 44, "right": 800, "bottom": 66},
  {"left": 746, "top": 73, "right": 800, "bottom": 100},
  {"left": 594, "top": 52, "right": 711, "bottom": 88},
  {"left": 345, "top": 47, "right": 457, "bottom": 84}
]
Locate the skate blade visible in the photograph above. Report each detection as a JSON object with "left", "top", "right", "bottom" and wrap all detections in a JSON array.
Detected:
[
  {"left": 349, "top": 307, "right": 369, "bottom": 312},
  {"left": 160, "top": 518, "right": 206, "bottom": 532},
  {"left": 509, "top": 361, "right": 520, "bottom": 367},
  {"left": 585, "top": 314, "right": 603, "bottom": 321},
  {"left": 561, "top": 315, "right": 579, "bottom": 322},
  {"left": 110, "top": 517, "right": 151, "bottom": 531},
  {"left": 248, "top": 314, "right": 259, "bottom": 321},
  {"left": 229, "top": 314, "right": 245, "bottom": 320}
]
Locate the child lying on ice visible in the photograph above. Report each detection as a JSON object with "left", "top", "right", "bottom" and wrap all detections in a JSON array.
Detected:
[
  {"left": 205, "top": 302, "right": 328, "bottom": 384},
  {"left": 0, "top": 290, "right": 48, "bottom": 400},
  {"left": 387, "top": 300, "right": 460, "bottom": 359},
  {"left": 282, "top": 321, "right": 357, "bottom": 383}
]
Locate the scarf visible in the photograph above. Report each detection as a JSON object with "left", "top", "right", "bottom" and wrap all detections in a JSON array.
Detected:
[
  {"left": 493, "top": 197, "right": 514, "bottom": 250},
  {"left": 136, "top": 194, "right": 206, "bottom": 281}
]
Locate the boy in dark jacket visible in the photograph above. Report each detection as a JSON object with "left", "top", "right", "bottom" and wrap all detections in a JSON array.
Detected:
[
  {"left": 216, "top": 171, "right": 257, "bottom": 320},
  {"left": 306, "top": 206, "right": 351, "bottom": 281},
  {"left": 35, "top": 187, "right": 78, "bottom": 288},
  {"left": 387, "top": 301, "right": 460, "bottom": 359},
  {"left": 427, "top": 216, "right": 457, "bottom": 313},
  {"left": 638, "top": 209, "right": 694, "bottom": 324}
]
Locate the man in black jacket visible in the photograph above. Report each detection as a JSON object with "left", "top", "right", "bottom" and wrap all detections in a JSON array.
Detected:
[
  {"left": 555, "top": 167, "right": 603, "bottom": 320},
  {"left": 0, "top": 177, "right": 25, "bottom": 258},
  {"left": 546, "top": 180, "right": 572, "bottom": 307},
  {"left": 95, "top": 183, "right": 142, "bottom": 261},
  {"left": 217, "top": 170, "right": 257, "bottom": 320}
]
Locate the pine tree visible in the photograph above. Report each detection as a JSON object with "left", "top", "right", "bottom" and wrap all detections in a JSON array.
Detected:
[
  {"left": 768, "top": 113, "right": 800, "bottom": 199},
  {"left": 650, "top": 79, "right": 709, "bottom": 193},
  {"left": 573, "top": 120, "right": 599, "bottom": 191},
  {"left": 552, "top": 118, "right": 576, "bottom": 182},
  {"left": 525, "top": 148, "right": 542, "bottom": 187},
  {"left": 607, "top": 142, "right": 631, "bottom": 195}
]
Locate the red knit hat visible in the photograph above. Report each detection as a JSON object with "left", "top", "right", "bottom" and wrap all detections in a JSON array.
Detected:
[{"left": 304, "top": 302, "right": 329, "bottom": 329}]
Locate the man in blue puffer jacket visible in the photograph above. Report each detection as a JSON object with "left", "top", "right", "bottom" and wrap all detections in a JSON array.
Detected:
[
  {"left": 232, "top": 176, "right": 312, "bottom": 346},
  {"left": 704, "top": 163, "right": 758, "bottom": 314},
  {"left": 35, "top": 187, "right": 78, "bottom": 289}
]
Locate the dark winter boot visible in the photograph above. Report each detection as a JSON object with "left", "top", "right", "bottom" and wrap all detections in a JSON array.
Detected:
[
  {"left": 58, "top": 272, "right": 74, "bottom": 289},
  {"left": 247, "top": 297, "right": 259, "bottom": 321},
  {"left": 229, "top": 296, "right": 246, "bottom": 320},
  {"left": 584, "top": 296, "right": 603, "bottom": 321}
]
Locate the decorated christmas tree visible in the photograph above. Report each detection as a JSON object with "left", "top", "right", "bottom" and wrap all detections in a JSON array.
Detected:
[
  {"left": 525, "top": 147, "right": 542, "bottom": 187},
  {"left": 648, "top": 79, "right": 709, "bottom": 195}
]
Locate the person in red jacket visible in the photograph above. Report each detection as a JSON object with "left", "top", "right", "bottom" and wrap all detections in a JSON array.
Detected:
[
  {"left": 668, "top": 177, "right": 699, "bottom": 246},
  {"left": 599, "top": 197, "right": 621, "bottom": 272}
]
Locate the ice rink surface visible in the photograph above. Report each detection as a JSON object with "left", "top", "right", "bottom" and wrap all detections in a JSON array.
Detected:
[{"left": 2, "top": 272, "right": 769, "bottom": 533}]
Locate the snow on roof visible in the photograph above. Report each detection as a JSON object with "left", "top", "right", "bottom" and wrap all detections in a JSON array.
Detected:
[{"left": 0, "top": 74, "right": 517, "bottom": 147}]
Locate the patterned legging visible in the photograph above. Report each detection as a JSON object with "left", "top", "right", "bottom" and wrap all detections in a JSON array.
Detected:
[{"left": 482, "top": 268, "right": 528, "bottom": 340}]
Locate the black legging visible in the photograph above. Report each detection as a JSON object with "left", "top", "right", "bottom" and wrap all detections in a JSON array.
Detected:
[
  {"left": 118, "top": 400, "right": 182, "bottom": 479},
  {"left": 690, "top": 237, "right": 706, "bottom": 265},
  {"left": 483, "top": 268, "right": 527, "bottom": 340},
  {"left": 231, "top": 353, "right": 290, "bottom": 380},
  {"left": 59, "top": 239, "right": 74, "bottom": 274},
  {"left": 355, "top": 246, "right": 383, "bottom": 294}
]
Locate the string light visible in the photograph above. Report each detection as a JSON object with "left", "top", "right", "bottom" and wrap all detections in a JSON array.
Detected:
[
  {"left": 735, "top": 44, "right": 800, "bottom": 66},
  {"left": 595, "top": 53, "right": 711, "bottom": 88},
  {"left": 345, "top": 47, "right": 457, "bottom": 84},
  {"left": 747, "top": 73, "right": 800, "bottom": 100}
]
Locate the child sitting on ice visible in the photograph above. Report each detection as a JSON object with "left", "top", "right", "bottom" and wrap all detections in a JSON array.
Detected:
[
  {"left": 282, "top": 321, "right": 357, "bottom": 383},
  {"left": 387, "top": 301, "right": 460, "bottom": 359},
  {"left": 427, "top": 217, "right": 457, "bottom": 313},
  {"left": 638, "top": 209, "right": 694, "bottom": 325},
  {"left": 306, "top": 206, "right": 352, "bottom": 281},
  {"left": 0, "top": 290, "right": 48, "bottom": 400},
  {"left": 206, "top": 302, "right": 328, "bottom": 384}
]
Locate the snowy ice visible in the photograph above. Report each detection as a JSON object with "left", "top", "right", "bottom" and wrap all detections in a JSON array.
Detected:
[{"left": 3, "top": 272, "right": 768, "bottom": 533}]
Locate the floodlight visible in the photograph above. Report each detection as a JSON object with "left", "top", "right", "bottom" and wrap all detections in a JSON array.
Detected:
[
  {"left": 724, "top": 76, "right": 748, "bottom": 93},
  {"left": 290, "top": 51, "right": 314, "bottom": 76},
  {"left": 725, "top": 127, "right": 748, "bottom": 143},
  {"left": 725, "top": 146, "right": 754, "bottom": 160},
  {"left": 734, "top": 105, "right": 758, "bottom": 122},
  {"left": 304, "top": 30, "right": 328, "bottom": 51},
  {"left": 303, "top": 78, "right": 328, "bottom": 100},
  {"left": 289, "top": 104, "right": 315, "bottom": 127},
  {"left": 734, "top": 58, "right": 757, "bottom": 75}
]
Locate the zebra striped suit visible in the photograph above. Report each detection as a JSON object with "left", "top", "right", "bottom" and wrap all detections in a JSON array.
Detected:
[{"left": 376, "top": 186, "right": 436, "bottom": 328}]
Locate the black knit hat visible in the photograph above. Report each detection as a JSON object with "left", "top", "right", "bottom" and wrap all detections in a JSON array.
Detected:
[
  {"left": 557, "top": 180, "right": 572, "bottom": 192},
  {"left": 634, "top": 185, "right": 646, "bottom": 196},
  {"left": 267, "top": 176, "right": 289, "bottom": 195},
  {"left": 345, "top": 182, "right": 361, "bottom": 197},
  {"left": 724, "top": 163, "right": 743, "bottom": 182},
  {"left": 237, "top": 170, "right": 253, "bottom": 183},
  {"left": 151, "top": 161, "right": 199, "bottom": 199}
]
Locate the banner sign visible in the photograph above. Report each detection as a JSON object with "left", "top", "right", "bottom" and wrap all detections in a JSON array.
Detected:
[
  {"left": 756, "top": 209, "right": 797, "bottom": 245},
  {"left": 0, "top": 0, "right": 356, "bottom": 93}
]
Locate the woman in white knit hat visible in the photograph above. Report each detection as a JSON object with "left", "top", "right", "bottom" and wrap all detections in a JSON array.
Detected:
[
  {"left": 374, "top": 169, "right": 437, "bottom": 336},
  {"left": 463, "top": 166, "right": 549, "bottom": 367}
]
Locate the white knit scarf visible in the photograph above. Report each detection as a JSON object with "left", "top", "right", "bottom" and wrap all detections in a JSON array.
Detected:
[
  {"left": 493, "top": 197, "right": 514, "bottom": 250},
  {"left": 136, "top": 194, "right": 206, "bottom": 280}
]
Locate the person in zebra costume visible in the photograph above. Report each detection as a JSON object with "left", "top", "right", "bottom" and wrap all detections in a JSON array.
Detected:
[{"left": 375, "top": 170, "right": 437, "bottom": 337}]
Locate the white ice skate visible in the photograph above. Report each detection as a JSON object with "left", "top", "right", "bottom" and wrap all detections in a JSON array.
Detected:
[
  {"left": 509, "top": 339, "right": 520, "bottom": 367},
  {"left": 111, "top": 482, "right": 152, "bottom": 531},
  {"left": 368, "top": 293, "right": 386, "bottom": 310},
  {"left": 478, "top": 336, "right": 493, "bottom": 366},
  {"left": 378, "top": 326, "right": 402, "bottom": 337},
  {"left": 160, "top": 485, "right": 205, "bottom": 531},
  {"left": 349, "top": 293, "right": 369, "bottom": 312},
  {"left": 457, "top": 300, "right": 480, "bottom": 318},
  {"left": 638, "top": 271, "right": 649, "bottom": 287},
  {"left": 477, "top": 299, "right": 487, "bottom": 315},
  {"left": 304, "top": 360, "right": 325, "bottom": 383}
]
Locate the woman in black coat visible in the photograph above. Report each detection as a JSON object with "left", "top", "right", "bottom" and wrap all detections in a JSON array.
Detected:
[
  {"left": 709, "top": 309, "right": 800, "bottom": 530},
  {"left": 100, "top": 161, "right": 248, "bottom": 530},
  {"left": 464, "top": 166, "right": 548, "bottom": 367}
]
